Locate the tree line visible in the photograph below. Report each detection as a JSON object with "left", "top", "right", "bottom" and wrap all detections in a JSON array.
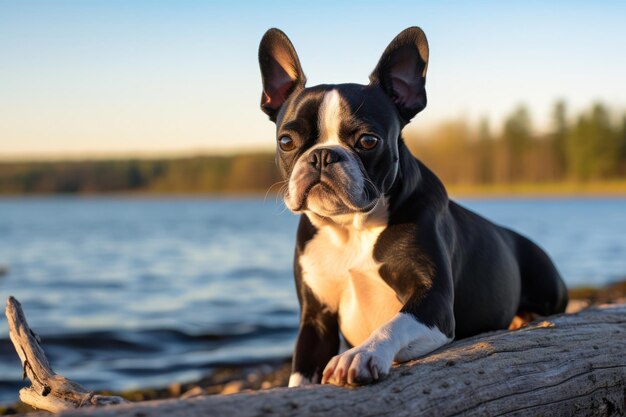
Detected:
[
  {"left": 0, "top": 154, "right": 282, "bottom": 194},
  {"left": 406, "top": 101, "right": 626, "bottom": 185},
  {"left": 0, "top": 101, "right": 624, "bottom": 195}
]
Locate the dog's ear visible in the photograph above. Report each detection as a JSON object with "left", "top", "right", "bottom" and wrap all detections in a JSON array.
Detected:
[
  {"left": 369, "top": 27, "right": 429, "bottom": 123},
  {"left": 258, "top": 28, "right": 306, "bottom": 122}
]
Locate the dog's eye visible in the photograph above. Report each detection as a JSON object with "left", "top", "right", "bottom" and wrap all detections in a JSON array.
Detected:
[
  {"left": 356, "top": 135, "right": 380, "bottom": 150},
  {"left": 278, "top": 136, "right": 296, "bottom": 151}
]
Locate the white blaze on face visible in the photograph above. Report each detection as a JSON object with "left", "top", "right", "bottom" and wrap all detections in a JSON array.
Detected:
[
  {"left": 285, "top": 89, "right": 344, "bottom": 212},
  {"left": 318, "top": 90, "right": 343, "bottom": 145}
]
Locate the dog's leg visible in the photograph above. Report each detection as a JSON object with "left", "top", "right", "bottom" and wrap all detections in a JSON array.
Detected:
[
  {"left": 321, "top": 312, "right": 451, "bottom": 385},
  {"left": 289, "top": 305, "right": 339, "bottom": 387},
  {"left": 322, "top": 289, "right": 454, "bottom": 386}
]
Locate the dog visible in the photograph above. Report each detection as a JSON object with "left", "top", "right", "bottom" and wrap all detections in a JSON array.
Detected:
[{"left": 258, "top": 27, "right": 568, "bottom": 387}]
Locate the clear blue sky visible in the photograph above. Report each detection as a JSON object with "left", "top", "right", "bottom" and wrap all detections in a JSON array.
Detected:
[{"left": 1, "top": 1, "right": 625, "bottom": 158}]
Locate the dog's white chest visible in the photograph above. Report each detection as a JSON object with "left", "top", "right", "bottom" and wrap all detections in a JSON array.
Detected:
[{"left": 298, "top": 223, "right": 402, "bottom": 346}]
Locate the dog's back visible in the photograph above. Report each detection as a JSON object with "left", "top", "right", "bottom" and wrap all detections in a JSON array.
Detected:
[
  {"left": 394, "top": 156, "right": 568, "bottom": 339},
  {"left": 446, "top": 198, "right": 568, "bottom": 338}
]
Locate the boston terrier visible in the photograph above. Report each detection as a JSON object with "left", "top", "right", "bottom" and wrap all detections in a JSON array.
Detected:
[{"left": 258, "top": 27, "right": 568, "bottom": 387}]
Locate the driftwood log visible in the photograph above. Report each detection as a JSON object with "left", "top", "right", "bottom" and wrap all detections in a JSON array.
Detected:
[
  {"left": 6, "top": 297, "right": 626, "bottom": 417},
  {"left": 5, "top": 297, "right": 128, "bottom": 413}
]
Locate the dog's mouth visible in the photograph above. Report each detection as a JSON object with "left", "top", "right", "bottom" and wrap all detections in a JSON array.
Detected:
[
  {"left": 284, "top": 145, "right": 381, "bottom": 218},
  {"left": 292, "top": 181, "right": 322, "bottom": 212},
  {"left": 290, "top": 179, "right": 380, "bottom": 216}
]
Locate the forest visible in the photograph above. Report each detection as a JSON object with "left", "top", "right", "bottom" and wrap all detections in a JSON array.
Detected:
[{"left": 1, "top": 101, "right": 625, "bottom": 195}]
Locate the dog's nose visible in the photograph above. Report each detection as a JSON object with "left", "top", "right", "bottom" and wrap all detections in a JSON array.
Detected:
[{"left": 308, "top": 148, "right": 343, "bottom": 171}]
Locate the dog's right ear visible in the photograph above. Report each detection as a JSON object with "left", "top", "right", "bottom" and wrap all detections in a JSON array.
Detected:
[{"left": 258, "top": 29, "right": 306, "bottom": 122}]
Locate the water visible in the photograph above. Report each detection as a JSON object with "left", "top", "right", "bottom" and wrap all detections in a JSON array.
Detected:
[{"left": 0, "top": 197, "right": 625, "bottom": 403}]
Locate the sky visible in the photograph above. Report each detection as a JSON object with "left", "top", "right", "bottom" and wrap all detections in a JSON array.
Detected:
[{"left": 1, "top": 0, "right": 625, "bottom": 159}]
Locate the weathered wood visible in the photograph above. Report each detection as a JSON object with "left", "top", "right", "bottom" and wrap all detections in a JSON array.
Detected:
[
  {"left": 5, "top": 296, "right": 128, "bottom": 413},
  {"left": 17, "top": 303, "right": 626, "bottom": 417}
]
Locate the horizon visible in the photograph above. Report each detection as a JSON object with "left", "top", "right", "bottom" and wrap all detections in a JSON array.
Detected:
[{"left": 1, "top": 1, "right": 626, "bottom": 159}]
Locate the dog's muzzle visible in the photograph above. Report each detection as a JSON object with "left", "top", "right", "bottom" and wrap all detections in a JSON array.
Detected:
[{"left": 284, "top": 145, "right": 379, "bottom": 217}]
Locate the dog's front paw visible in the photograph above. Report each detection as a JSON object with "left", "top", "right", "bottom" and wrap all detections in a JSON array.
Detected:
[{"left": 321, "top": 346, "right": 393, "bottom": 386}]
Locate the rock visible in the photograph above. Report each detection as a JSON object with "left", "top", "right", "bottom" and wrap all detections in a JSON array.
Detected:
[
  {"left": 179, "top": 386, "right": 204, "bottom": 399},
  {"left": 168, "top": 383, "right": 182, "bottom": 397},
  {"left": 566, "top": 299, "right": 589, "bottom": 313},
  {"left": 220, "top": 381, "right": 243, "bottom": 395}
]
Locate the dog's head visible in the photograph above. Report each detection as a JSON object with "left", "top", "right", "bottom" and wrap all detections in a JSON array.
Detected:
[{"left": 258, "top": 27, "right": 429, "bottom": 220}]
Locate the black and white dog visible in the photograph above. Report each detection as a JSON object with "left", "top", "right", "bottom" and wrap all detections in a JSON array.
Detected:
[{"left": 258, "top": 27, "right": 568, "bottom": 387}]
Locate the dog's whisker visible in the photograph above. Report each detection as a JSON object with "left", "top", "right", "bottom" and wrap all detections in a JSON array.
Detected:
[
  {"left": 264, "top": 180, "right": 288, "bottom": 203},
  {"left": 272, "top": 184, "right": 290, "bottom": 214}
]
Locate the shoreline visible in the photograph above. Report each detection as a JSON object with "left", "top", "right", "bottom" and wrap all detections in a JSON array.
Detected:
[
  {"left": 1, "top": 187, "right": 626, "bottom": 200},
  {"left": 0, "top": 177, "right": 625, "bottom": 200},
  {"left": 2, "top": 279, "right": 625, "bottom": 415},
  {"left": 446, "top": 181, "right": 626, "bottom": 199}
]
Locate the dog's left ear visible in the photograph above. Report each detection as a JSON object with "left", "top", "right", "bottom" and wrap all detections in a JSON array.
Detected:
[
  {"left": 258, "top": 28, "right": 306, "bottom": 122},
  {"left": 370, "top": 27, "right": 429, "bottom": 123}
]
